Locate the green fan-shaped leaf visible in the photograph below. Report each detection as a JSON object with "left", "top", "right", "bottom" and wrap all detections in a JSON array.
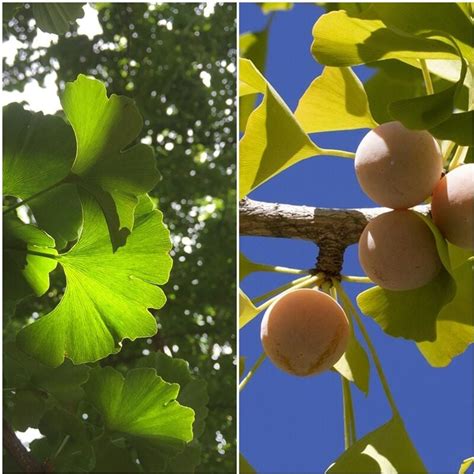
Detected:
[
  {"left": 3, "top": 104, "right": 79, "bottom": 249},
  {"left": 417, "top": 256, "right": 474, "bottom": 367},
  {"left": 311, "top": 9, "right": 457, "bottom": 67},
  {"left": 369, "top": 3, "right": 473, "bottom": 63},
  {"left": 17, "top": 192, "right": 172, "bottom": 367},
  {"left": 430, "top": 111, "right": 473, "bottom": 146},
  {"left": 240, "top": 30, "right": 268, "bottom": 131},
  {"left": 239, "top": 289, "right": 260, "bottom": 329},
  {"left": 357, "top": 269, "right": 455, "bottom": 342},
  {"left": 3, "top": 215, "right": 58, "bottom": 312},
  {"left": 295, "top": 67, "right": 378, "bottom": 133},
  {"left": 136, "top": 351, "right": 209, "bottom": 439},
  {"left": 32, "top": 3, "right": 85, "bottom": 34},
  {"left": 85, "top": 367, "right": 195, "bottom": 453},
  {"left": 326, "top": 417, "right": 427, "bottom": 473},
  {"left": 389, "top": 38, "right": 467, "bottom": 131},
  {"left": 4, "top": 342, "right": 90, "bottom": 404},
  {"left": 62, "top": 74, "right": 160, "bottom": 249},
  {"left": 31, "top": 407, "right": 95, "bottom": 473},
  {"left": 240, "top": 58, "right": 322, "bottom": 198},
  {"left": 3, "top": 104, "right": 75, "bottom": 201},
  {"left": 334, "top": 328, "right": 370, "bottom": 394}
]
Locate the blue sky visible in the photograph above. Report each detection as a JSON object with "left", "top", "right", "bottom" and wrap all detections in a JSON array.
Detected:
[{"left": 239, "top": 4, "right": 473, "bottom": 473}]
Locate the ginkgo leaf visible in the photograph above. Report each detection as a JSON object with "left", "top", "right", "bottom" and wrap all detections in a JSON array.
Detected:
[
  {"left": 295, "top": 67, "right": 378, "bottom": 133},
  {"left": 85, "top": 367, "right": 195, "bottom": 453},
  {"left": 334, "top": 328, "right": 370, "bottom": 394},
  {"left": 326, "top": 417, "right": 427, "bottom": 473},
  {"left": 430, "top": 111, "right": 473, "bottom": 146},
  {"left": 3, "top": 104, "right": 81, "bottom": 249},
  {"left": 240, "top": 29, "right": 269, "bottom": 131},
  {"left": 136, "top": 352, "right": 208, "bottom": 473},
  {"left": 311, "top": 9, "right": 457, "bottom": 67},
  {"left": 357, "top": 269, "right": 455, "bottom": 342},
  {"left": 62, "top": 74, "right": 160, "bottom": 249},
  {"left": 459, "top": 457, "right": 474, "bottom": 474},
  {"left": 32, "top": 3, "right": 85, "bottom": 35},
  {"left": 389, "top": 41, "right": 467, "bottom": 130},
  {"left": 239, "top": 58, "right": 322, "bottom": 198},
  {"left": 136, "top": 351, "right": 209, "bottom": 439},
  {"left": 4, "top": 342, "right": 90, "bottom": 404},
  {"left": 417, "top": 257, "right": 474, "bottom": 367},
  {"left": 240, "top": 252, "right": 275, "bottom": 281},
  {"left": 3, "top": 104, "right": 76, "bottom": 201},
  {"left": 239, "top": 289, "right": 260, "bottom": 329},
  {"left": 17, "top": 191, "right": 173, "bottom": 367},
  {"left": 3, "top": 214, "right": 58, "bottom": 312}
]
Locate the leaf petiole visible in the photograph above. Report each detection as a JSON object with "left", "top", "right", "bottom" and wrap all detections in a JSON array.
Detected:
[
  {"left": 419, "top": 59, "right": 434, "bottom": 95},
  {"left": 239, "top": 352, "right": 266, "bottom": 392},
  {"left": 319, "top": 148, "right": 356, "bottom": 159},
  {"left": 341, "top": 275, "right": 373, "bottom": 284},
  {"left": 341, "top": 376, "right": 356, "bottom": 449},
  {"left": 333, "top": 279, "right": 400, "bottom": 418},
  {"left": 251, "top": 274, "right": 319, "bottom": 306}
]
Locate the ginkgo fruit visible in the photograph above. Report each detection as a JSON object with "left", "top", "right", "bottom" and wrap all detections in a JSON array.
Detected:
[
  {"left": 260, "top": 289, "right": 349, "bottom": 376},
  {"left": 355, "top": 121, "right": 442, "bottom": 209},
  {"left": 431, "top": 163, "right": 474, "bottom": 250},
  {"left": 358, "top": 210, "right": 442, "bottom": 291}
]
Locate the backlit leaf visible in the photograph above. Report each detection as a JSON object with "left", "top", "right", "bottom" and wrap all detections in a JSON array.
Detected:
[
  {"left": 85, "top": 366, "right": 195, "bottom": 453},
  {"left": 261, "top": 3, "right": 293, "bottom": 14},
  {"left": 295, "top": 66, "right": 378, "bottom": 133},
  {"left": 311, "top": 9, "right": 457, "bottom": 67},
  {"left": 62, "top": 74, "right": 160, "bottom": 249},
  {"left": 17, "top": 192, "right": 172, "bottom": 366},
  {"left": 334, "top": 328, "right": 370, "bottom": 394},
  {"left": 239, "top": 289, "right": 260, "bottom": 329},
  {"left": 3, "top": 215, "right": 58, "bottom": 311},
  {"left": 326, "top": 416, "right": 427, "bottom": 473},
  {"left": 239, "top": 58, "right": 321, "bottom": 198}
]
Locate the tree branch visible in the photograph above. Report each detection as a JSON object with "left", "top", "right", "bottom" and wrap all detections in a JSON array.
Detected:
[
  {"left": 3, "top": 420, "right": 47, "bottom": 473},
  {"left": 239, "top": 198, "right": 430, "bottom": 276}
]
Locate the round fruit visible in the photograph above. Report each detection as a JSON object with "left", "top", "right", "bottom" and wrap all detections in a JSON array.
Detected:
[
  {"left": 355, "top": 121, "right": 442, "bottom": 209},
  {"left": 358, "top": 210, "right": 442, "bottom": 291},
  {"left": 431, "top": 163, "right": 474, "bottom": 250},
  {"left": 260, "top": 289, "right": 349, "bottom": 377}
]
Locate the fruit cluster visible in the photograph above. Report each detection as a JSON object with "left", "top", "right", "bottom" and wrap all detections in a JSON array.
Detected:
[
  {"left": 258, "top": 122, "right": 472, "bottom": 378},
  {"left": 356, "top": 121, "right": 473, "bottom": 291}
]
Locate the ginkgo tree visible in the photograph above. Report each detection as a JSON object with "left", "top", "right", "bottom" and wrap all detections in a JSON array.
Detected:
[
  {"left": 239, "top": 3, "right": 473, "bottom": 473},
  {"left": 3, "top": 5, "right": 209, "bottom": 472}
]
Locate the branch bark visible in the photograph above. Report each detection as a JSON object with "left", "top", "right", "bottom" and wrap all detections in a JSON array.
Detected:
[
  {"left": 240, "top": 198, "right": 431, "bottom": 276},
  {"left": 3, "top": 420, "right": 47, "bottom": 473}
]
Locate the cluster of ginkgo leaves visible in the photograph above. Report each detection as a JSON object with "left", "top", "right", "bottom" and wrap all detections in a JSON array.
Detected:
[
  {"left": 3, "top": 29, "right": 207, "bottom": 472},
  {"left": 239, "top": 3, "right": 472, "bottom": 473}
]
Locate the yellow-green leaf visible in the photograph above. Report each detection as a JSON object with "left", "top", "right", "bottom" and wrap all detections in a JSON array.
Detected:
[
  {"left": 295, "top": 67, "right": 378, "bottom": 133},
  {"left": 239, "top": 58, "right": 321, "bottom": 198},
  {"left": 311, "top": 9, "right": 457, "bottom": 67},
  {"left": 261, "top": 3, "right": 293, "bottom": 14},
  {"left": 239, "top": 289, "right": 260, "bottom": 329},
  {"left": 459, "top": 457, "right": 474, "bottom": 474}
]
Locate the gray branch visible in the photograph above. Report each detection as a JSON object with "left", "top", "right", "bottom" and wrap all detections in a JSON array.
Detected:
[{"left": 239, "top": 198, "right": 431, "bottom": 276}]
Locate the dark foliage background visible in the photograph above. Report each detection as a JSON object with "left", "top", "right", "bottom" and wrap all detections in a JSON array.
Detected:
[{"left": 3, "top": 3, "right": 236, "bottom": 472}]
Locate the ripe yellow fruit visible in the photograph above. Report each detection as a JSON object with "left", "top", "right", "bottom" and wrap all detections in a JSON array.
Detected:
[
  {"left": 355, "top": 121, "right": 442, "bottom": 209},
  {"left": 260, "top": 289, "right": 349, "bottom": 376},
  {"left": 359, "top": 210, "right": 442, "bottom": 291},
  {"left": 431, "top": 164, "right": 474, "bottom": 250}
]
